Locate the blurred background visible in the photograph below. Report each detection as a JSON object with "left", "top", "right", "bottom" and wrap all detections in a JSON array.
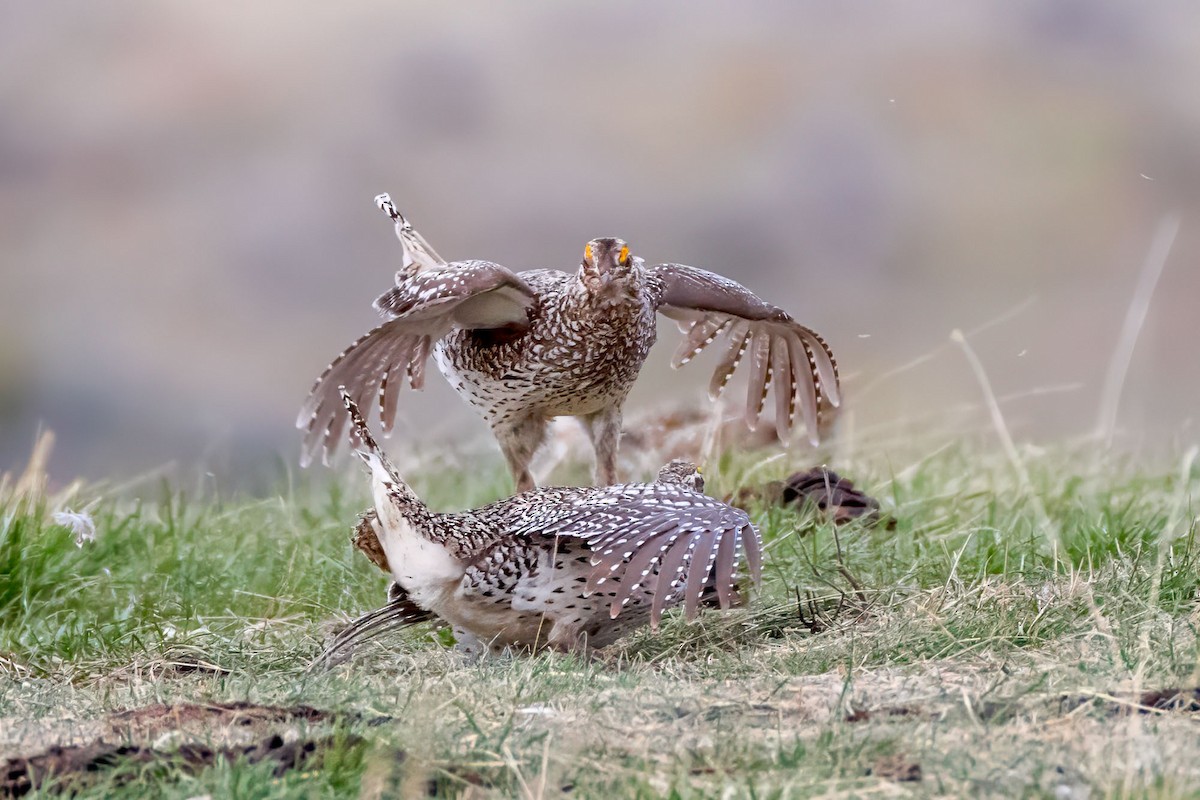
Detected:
[{"left": 2, "top": 1, "right": 1199, "bottom": 491}]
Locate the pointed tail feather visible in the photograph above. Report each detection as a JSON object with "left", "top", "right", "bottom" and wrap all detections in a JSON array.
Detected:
[
  {"left": 375, "top": 192, "right": 446, "bottom": 272},
  {"left": 338, "top": 385, "right": 414, "bottom": 501},
  {"left": 338, "top": 386, "right": 390, "bottom": 467},
  {"left": 338, "top": 386, "right": 428, "bottom": 532}
]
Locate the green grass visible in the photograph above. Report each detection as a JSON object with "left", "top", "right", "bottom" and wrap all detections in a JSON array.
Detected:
[{"left": 2, "top": 439, "right": 1199, "bottom": 798}]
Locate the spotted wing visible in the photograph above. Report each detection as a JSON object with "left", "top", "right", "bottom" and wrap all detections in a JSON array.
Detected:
[
  {"left": 372, "top": 260, "right": 536, "bottom": 328},
  {"left": 516, "top": 484, "right": 762, "bottom": 628},
  {"left": 297, "top": 262, "right": 536, "bottom": 467},
  {"left": 652, "top": 263, "right": 840, "bottom": 446}
]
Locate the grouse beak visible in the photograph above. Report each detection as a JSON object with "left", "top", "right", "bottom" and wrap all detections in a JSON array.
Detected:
[
  {"left": 581, "top": 240, "right": 637, "bottom": 301},
  {"left": 594, "top": 265, "right": 638, "bottom": 300},
  {"left": 585, "top": 271, "right": 613, "bottom": 293}
]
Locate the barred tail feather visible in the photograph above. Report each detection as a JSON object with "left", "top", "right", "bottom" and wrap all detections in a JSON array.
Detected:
[{"left": 339, "top": 387, "right": 383, "bottom": 459}]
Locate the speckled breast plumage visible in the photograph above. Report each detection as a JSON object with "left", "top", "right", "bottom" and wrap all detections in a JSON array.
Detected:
[{"left": 435, "top": 269, "right": 662, "bottom": 424}]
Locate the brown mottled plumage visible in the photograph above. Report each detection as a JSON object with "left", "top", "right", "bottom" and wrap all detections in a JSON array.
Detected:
[
  {"left": 298, "top": 194, "right": 841, "bottom": 491},
  {"left": 316, "top": 391, "right": 760, "bottom": 661}
]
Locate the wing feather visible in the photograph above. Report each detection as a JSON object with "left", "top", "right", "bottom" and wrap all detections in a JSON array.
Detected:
[
  {"left": 373, "top": 262, "right": 535, "bottom": 323},
  {"left": 787, "top": 331, "right": 820, "bottom": 447},
  {"left": 771, "top": 336, "right": 794, "bottom": 444},
  {"left": 654, "top": 263, "right": 840, "bottom": 445},
  {"left": 651, "top": 533, "right": 695, "bottom": 626},
  {"left": 298, "top": 261, "right": 534, "bottom": 466},
  {"left": 589, "top": 513, "right": 674, "bottom": 591},
  {"left": 608, "top": 528, "right": 678, "bottom": 620},
  {"left": 797, "top": 325, "right": 841, "bottom": 408},
  {"left": 744, "top": 331, "right": 772, "bottom": 429},
  {"left": 672, "top": 316, "right": 731, "bottom": 368},
  {"left": 407, "top": 334, "right": 432, "bottom": 390},
  {"left": 709, "top": 321, "right": 752, "bottom": 400},
  {"left": 524, "top": 483, "right": 761, "bottom": 625},
  {"left": 683, "top": 528, "right": 720, "bottom": 620},
  {"left": 377, "top": 336, "right": 413, "bottom": 436},
  {"left": 298, "top": 323, "right": 422, "bottom": 465},
  {"left": 740, "top": 522, "right": 762, "bottom": 583},
  {"left": 712, "top": 524, "right": 739, "bottom": 610}
]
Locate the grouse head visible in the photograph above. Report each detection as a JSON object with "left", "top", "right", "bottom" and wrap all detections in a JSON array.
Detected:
[
  {"left": 655, "top": 458, "right": 705, "bottom": 494},
  {"left": 579, "top": 237, "right": 642, "bottom": 303}
]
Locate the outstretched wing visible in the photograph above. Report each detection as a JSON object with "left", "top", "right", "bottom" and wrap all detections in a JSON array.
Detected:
[
  {"left": 515, "top": 484, "right": 762, "bottom": 628},
  {"left": 297, "top": 262, "right": 536, "bottom": 467},
  {"left": 652, "top": 263, "right": 841, "bottom": 446},
  {"left": 371, "top": 260, "right": 536, "bottom": 327}
]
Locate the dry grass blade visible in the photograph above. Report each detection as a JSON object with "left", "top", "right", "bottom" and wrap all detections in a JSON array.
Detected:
[{"left": 1095, "top": 213, "right": 1180, "bottom": 446}]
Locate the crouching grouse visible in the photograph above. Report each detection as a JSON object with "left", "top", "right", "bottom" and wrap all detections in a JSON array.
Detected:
[{"left": 319, "top": 389, "right": 761, "bottom": 659}]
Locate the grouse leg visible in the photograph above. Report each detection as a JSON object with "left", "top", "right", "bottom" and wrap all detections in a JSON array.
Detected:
[
  {"left": 495, "top": 413, "right": 550, "bottom": 492},
  {"left": 581, "top": 406, "right": 622, "bottom": 486}
]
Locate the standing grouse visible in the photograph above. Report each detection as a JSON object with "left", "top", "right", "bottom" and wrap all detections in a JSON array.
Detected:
[{"left": 299, "top": 195, "right": 840, "bottom": 490}]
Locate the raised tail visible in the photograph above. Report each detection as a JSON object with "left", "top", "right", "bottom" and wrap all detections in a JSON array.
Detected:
[
  {"left": 339, "top": 386, "right": 396, "bottom": 473},
  {"left": 337, "top": 385, "right": 427, "bottom": 516},
  {"left": 374, "top": 192, "right": 446, "bottom": 273}
]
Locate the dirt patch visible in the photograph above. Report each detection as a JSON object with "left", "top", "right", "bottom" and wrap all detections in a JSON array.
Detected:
[
  {"left": 0, "top": 701, "right": 388, "bottom": 796},
  {"left": 1137, "top": 688, "right": 1200, "bottom": 712},
  {"left": 845, "top": 705, "right": 923, "bottom": 723},
  {"left": 868, "top": 754, "right": 922, "bottom": 782},
  {"left": 2, "top": 732, "right": 363, "bottom": 797},
  {"left": 1061, "top": 686, "right": 1200, "bottom": 716},
  {"left": 105, "top": 700, "right": 330, "bottom": 738}
]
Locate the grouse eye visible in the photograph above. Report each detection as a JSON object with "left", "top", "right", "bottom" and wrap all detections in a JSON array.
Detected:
[
  {"left": 618, "top": 245, "right": 630, "bottom": 266},
  {"left": 584, "top": 243, "right": 594, "bottom": 264}
]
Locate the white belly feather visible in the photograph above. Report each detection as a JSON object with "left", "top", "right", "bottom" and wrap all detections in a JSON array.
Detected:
[{"left": 368, "top": 460, "right": 463, "bottom": 609}]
